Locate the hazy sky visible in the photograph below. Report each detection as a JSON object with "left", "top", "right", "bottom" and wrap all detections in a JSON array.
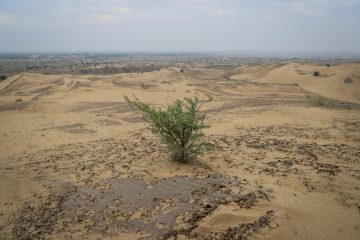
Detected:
[{"left": 0, "top": 0, "right": 359, "bottom": 52}]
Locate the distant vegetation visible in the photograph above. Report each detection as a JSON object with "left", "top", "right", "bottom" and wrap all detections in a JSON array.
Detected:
[
  {"left": 0, "top": 75, "right": 7, "bottom": 81},
  {"left": 0, "top": 53, "right": 358, "bottom": 77},
  {"left": 313, "top": 71, "right": 320, "bottom": 77},
  {"left": 344, "top": 77, "right": 353, "bottom": 84},
  {"left": 125, "top": 96, "right": 213, "bottom": 163}
]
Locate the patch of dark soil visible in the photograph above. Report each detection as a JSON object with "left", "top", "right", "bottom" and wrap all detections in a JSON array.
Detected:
[
  {"left": 246, "top": 142, "right": 266, "bottom": 149},
  {"left": 112, "top": 80, "right": 158, "bottom": 90},
  {"left": 97, "top": 119, "right": 122, "bottom": 126},
  {"left": 140, "top": 83, "right": 158, "bottom": 89},
  {"left": 31, "top": 89, "right": 55, "bottom": 101},
  {"left": 342, "top": 120, "right": 360, "bottom": 132},
  {"left": 76, "top": 82, "right": 93, "bottom": 88},
  {"left": 71, "top": 101, "right": 133, "bottom": 114},
  {"left": 12, "top": 183, "right": 77, "bottom": 239},
  {"left": 261, "top": 158, "right": 300, "bottom": 177},
  {"left": 205, "top": 94, "right": 314, "bottom": 113},
  {"left": 163, "top": 190, "right": 272, "bottom": 240},
  {"left": 74, "top": 175, "right": 245, "bottom": 237},
  {"left": 218, "top": 126, "right": 359, "bottom": 173},
  {"left": 29, "top": 86, "right": 53, "bottom": 94},
  {"left": 63, "top": 128, "right": 96, "bottom": 134},
  {"left": 200, "top": 210, "right": 275, "bottom": 240},
  {"left": 235, "top": 126, "right": 358, "bottom": 163},
  {"left": 303, "top": 178, "right": 319, "bottom": 192},
  {"left": 38, "top": 123, "right": 96, "bottom": 134},
  {"left": 122, "top": 114, "right": 144, "bottom": 123},
  {"left": 310, "top": 95, "right": 360, "bottom": 110},
  {"left": 259, "top": 167, "right": 293, "bottom": 177},
  {"left": 315, "top": 163, "right": 340, "bottom": 176},
  {"left": 15, "top": 91, "right": 33, "bottom": 96},
  {"left": 11, "top": 175, "right": 270, "bottom": 239},
  {"left": 0, "top": 102, "right": 30, "bottom": 111}
]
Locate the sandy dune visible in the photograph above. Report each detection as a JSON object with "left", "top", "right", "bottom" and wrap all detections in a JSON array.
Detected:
[{"left": 0, "top": 63, "right": 359, "bottom": 239}]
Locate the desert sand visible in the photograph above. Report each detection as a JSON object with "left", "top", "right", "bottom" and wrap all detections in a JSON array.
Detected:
[{"left": 0, "top": 62, "right": 359, "bottom": 239}]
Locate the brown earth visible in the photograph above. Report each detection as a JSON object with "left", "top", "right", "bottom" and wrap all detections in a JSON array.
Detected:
[{"left": 0, "top": 63, "right": 359, "bottom": 239}]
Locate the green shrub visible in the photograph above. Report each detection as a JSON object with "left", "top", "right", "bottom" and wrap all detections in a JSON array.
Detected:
[
  {"left": 313, "top": 71, "right": 320, "bottom": 77},
  {"left": 125, "top": 96, "right": 213, "bottom": 163},
  {"left": 0, "top": 75, "right": 7, "bottom": 81}
]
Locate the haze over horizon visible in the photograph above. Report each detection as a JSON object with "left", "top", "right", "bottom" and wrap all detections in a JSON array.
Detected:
[{"left": 0, "top": 0, "right": 360, "bottom": 53}]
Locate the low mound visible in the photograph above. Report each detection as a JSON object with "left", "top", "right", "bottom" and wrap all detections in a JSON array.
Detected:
[{"left": 257, "top": 63, "right": 360, "bottom": 103}]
